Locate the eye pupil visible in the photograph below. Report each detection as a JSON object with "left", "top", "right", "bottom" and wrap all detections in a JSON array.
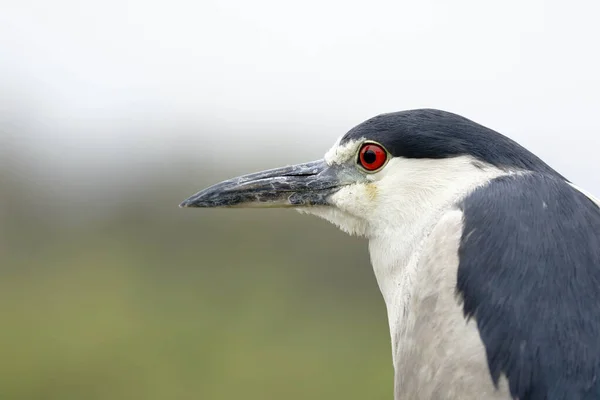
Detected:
[{"left": 363, "top": 150, "right": 377, "bottom": 164}]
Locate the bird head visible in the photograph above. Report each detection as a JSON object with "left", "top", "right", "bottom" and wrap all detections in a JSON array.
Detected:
[{"left": 180, "top": 109, "right": 561, "bottom": 238}]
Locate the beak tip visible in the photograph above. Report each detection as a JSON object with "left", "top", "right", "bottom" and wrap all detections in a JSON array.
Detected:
[
  {"left": 179, "top": 198, "right": 196, "bottom": 208},
  {"left": 180, "top": 194, "right": 212, "bottom": 208}
]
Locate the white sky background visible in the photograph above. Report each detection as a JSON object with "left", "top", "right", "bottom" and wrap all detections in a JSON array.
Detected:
[{"left": 1, "top": 0, "right": 599, "bottom": 195}]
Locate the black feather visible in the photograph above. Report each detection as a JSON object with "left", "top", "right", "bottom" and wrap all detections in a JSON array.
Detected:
[
  {"left": 458, "top": 173, "right": 600, "bottom": 400},
  {"left": 342, "top": 109, "right": 566, "bottom": 180}
]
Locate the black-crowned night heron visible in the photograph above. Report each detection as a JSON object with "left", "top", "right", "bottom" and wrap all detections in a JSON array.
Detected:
[{"left": 180, "top": 109, "right": 600, "bottom": 400}]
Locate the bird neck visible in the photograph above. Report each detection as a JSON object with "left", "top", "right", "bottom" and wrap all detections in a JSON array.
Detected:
[
  {"left": 371, "top": 208, "right": 512, "bottom": 400},
  {"left": 368, "top": 213, "right": 444, "bottom": 341},
  {"left": 366, "top": 160, "right": 511, "bottom": 366}
]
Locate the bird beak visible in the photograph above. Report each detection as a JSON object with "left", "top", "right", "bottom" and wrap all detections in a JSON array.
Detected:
[{"left": 180, "top": 159, "right": 352, "bottom": 208}]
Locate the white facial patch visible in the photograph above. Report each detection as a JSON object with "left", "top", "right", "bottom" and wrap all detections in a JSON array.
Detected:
[
  {"left": 327, "top": 155, "right": 509, "bottom": 239},
  {"left": 300, "top": 136, "right": 371, "bottom": 236},
  {"left": 297, "top": 206, "right": 369, "bottom": 237},
  {"left": 320, "top": 140, "right": 513, "bottom": 239},
  {"left": 324, "top": 137, "right": 364, "bottom": 166}
]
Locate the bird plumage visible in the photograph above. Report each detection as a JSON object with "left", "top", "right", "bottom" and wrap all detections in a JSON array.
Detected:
[{"left": 458, "top": 173, "right": 600, "bottom": 400}]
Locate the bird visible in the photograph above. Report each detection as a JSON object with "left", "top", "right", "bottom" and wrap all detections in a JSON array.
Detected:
[{"left": 180, "top": 109, "right": 600, "bottom": 400}]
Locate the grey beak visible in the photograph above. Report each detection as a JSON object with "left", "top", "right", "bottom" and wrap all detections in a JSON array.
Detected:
[{"left": 180, "top": 159, "right": 345, "bottom": 208}]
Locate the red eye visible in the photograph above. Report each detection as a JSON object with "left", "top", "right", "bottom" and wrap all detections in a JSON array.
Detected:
[{"left": 359, "top": 143, "right": 387, "bottom": 171}]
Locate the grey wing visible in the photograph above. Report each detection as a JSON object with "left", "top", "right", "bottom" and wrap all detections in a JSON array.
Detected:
[{"left": 457, "top": 173, "right": 600, "bottom": 400}]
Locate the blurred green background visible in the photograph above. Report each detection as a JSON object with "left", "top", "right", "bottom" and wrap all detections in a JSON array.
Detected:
[
  {"left": 0, "top": 135, "right": 392, "bottom": 400},
  {"left": 0, "top": 152, "right": 392, "bottom": 399}
]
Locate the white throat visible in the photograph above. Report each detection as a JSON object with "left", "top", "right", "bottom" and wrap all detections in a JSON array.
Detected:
[
  {"left": 365, "top": 156, "right": 509, "bottom": 362},
  {"left": 302, "top": 154, "right": 512, "bottom": 359}
]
